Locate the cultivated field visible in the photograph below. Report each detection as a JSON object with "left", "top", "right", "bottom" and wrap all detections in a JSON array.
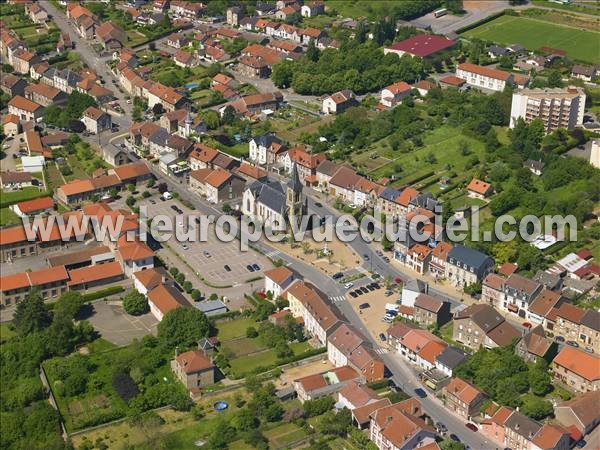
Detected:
[{"left": 462, "top": 15, "right": 600, "bottom": 64}]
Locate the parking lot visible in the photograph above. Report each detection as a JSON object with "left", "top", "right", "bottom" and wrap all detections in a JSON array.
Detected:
[
  {"left": 138, "top": 195, "right": 272, "bottom": 286},
  {"left": 80, "top": 299, "right": 158, "bottom": 346},
  {"left": 345, "top": 283, "right": 393, "bottom": 344}
]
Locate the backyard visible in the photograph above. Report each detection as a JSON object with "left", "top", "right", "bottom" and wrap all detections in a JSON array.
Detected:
[{"left": 462, "top": 12, "right": 600, "bottom": 64}]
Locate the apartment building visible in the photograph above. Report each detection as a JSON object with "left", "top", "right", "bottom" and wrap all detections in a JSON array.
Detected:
[
  {"left": 552, "top": 346, "right": 600, "bottom": 393},
  {"left": 510, "top": 87, "right": 586, "bottom": 132},
  {"left": 453, "top": 304, "right": 521, "bottom": 350},
  {"left": 456, "top": 63, "right": 513, "bottom": 92},
  {"left": 442, "top": 377, "right": 487, "bottom": 420}
]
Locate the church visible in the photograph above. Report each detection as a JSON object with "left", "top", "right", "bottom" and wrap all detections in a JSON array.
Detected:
[{"left": 241, "top": 162, "right": 307, "bottom": 232}]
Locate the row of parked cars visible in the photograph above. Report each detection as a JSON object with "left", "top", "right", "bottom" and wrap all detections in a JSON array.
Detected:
[{"left": 348, "top": 282, "right": 380, "bottom": 298}]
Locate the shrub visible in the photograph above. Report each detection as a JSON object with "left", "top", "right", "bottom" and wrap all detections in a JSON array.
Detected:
[
  {"left": 112, "top": 372, "right": 139, "bottom": 402},
  {"left": 122, "top": 290, "right": 149, "bottom": 316}
]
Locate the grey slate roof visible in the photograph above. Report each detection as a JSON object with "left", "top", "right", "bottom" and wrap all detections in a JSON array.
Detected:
[
  {"left": 56, "top": 68, "right": 82, "bottom": 87},
  {"left": 287, "top": 162, "right": 303, "bottom": 193},
  {"left": 435, "top": 346, "right": 468, "bottom": 370},
  {"left": 194, "top": 299, "right": 228, "bottom": 316},
  {"left": 249, "top": 180, "right": 287, "bottom": 214},
  {"left": 504, "top": 411, "right": 541, "bottom": 440},
  {"left": 533, "top": 270, "right": 562, "bottom": 290},
  {"left": 149, "top": 128, "right": 169, "bottom": 146},
  {"left": 448, "top": 245, "right": 492, "bottom": 271},
  {"left": 580, "top": 309, "right": 600, "bottom": 332},
  {"left": 410, "top": 192, "right": 438, "bottom": 211},
  {"left": 488, "top": 45, "right": 508, "bottom": 56},
  {"left": 253, "top": 133, "right": 281, "bottom": 148},
  {"left": 380, "top": 186, "right": 401, "bottom": 202}
]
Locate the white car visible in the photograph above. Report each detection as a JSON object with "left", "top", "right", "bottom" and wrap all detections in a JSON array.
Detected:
[{"left": 344, "top": 282, "right": 354, "bottom": 289}]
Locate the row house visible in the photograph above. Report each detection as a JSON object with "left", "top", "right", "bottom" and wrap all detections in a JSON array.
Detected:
[
  {"left": 188, "top": 168, "right": 245, "bottom": 204},
  {"left": 11, "top": 48, "right": 39, "bottom": 74},
  {"left": 82, "top": 106, "right": 112, "bottom": 134},
  {"left": 223, "top": 91, "right": 283, "bottom": 118},
  {"left": 315, "top": 159, "right": 343, "bottom": 192},
  {"left": 116, "top": 241, "right": 155, "bottom": 278},
  {"left": 327, "top": 323, "right": 385, "bottom": 382},
  {"left": 413, "top": 294, "right": 452, "bottom": 328},
  {"left": 482, "top": 273, "right": 505, "bottom": 307},
  {"left": 0, "top": 30, "right": 25, "bottom": 66},
  {"left": 337, "top": 380, "right": 381, "bottom": 411},
  {"left": 552, "top": 303, "right": 599, "bottom": 353},
  {"left": 442, "top": 377, "right": 487, "bottom": 420},
  {"left": 144, "top": 81, "right": 188, "bottom": 112},
  {"left": 456, "top": 63, "right": 514, "bottom": 92},
  {"left": 263, "top": 266, "right": 296, "bottom": 299},
  {"left": 169, "top": 0, "right": 206, "bottom": 18},
  {"left": 481, "top": 406, "right": 514, "bottom": 447},
  {"left": 453, "top": 303, "right": 521, "bottom": 350},
  {"left": 283, "top": 145, "right": 326, "bottom": 185},
  {"left": 1, "top": 73, "right": 28, "bottom": 97},
  {"left": 96, "top": 22, "right": 126, "bottom": 50},
  {"left": 0, "top": 265, "right": 70, "bottom": 307},
  {"left": 554, "top": 390, "right": 600, "bottom": 437},
  {"left": 294, "top": 366, "right": 361, "bottom": 403},
  {"left": 238, "top": 44, "right": 285, "bottom": 78},
  {"left": 285, "top": 279, "right": 342, "bottom": 346},
  {"left": 429, "top": 242, "right": 454, "bottom": 279},
  {"left": 445, "top": 244, "right": 494, "bottom": 288},
  {"left": 502, "top": 273, "right": 543, "bottom": 318},
  {"left": 8, "top": 95, "right": 44, "bottom": 122},
  {"left": 24, "top": 83, "right": 67, "bottom": 107},
  {"left": 526, "top": 288, "right": 564, "bottom": 326},
  {"left": 41, "top": 68, "right": 82, "bottom": 94},
  {"left": 387, "top": 324, "right": 447, "bottom": 371}
]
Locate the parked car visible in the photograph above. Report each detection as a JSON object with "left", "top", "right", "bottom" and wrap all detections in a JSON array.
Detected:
[
  {"left": 353, "top": 290, "right": 363, "bottom": 296},
  {"left": 358, "top": 302, "right": 370, "bottom": 310},
  {"left": 465, "top": 423, "right": 478, "bottom": 432},
  {"left": 522, "top": 322, "right": 532, "bottom": 329},
  {"left": 378, "top": 333, "right": 386, "bottom": 342},
  {"left": 566, "top": 340, "right": 579, "bottom": 348},
  {"left": 349, "top": 291, "right": 358, "bottom": 298},
  {"left": 360, "top": 286, "right": 369, "bottom": 294},
  {"left": 383, "top": 256, "right": 390, "bottom": 263},
  {"left": 449, "top": 434, "right": 460, "bottom": 442},
  {"left": 384, "top": 290, "right": 394, "bottom": 296},
  {"left": 436, "top": 422, "right": 447, "bottom": 433},
  {"left": 363, "top": 253, "right": 370, "bottom": 260},
  {"left": 252, "top": 263, "right": 260, "bottom": 271},
  {"left": 376, "top": 250, "right": 383, "bottom": 257},
  {"left": 224, "top": 265, "right": 231, "bottom": 272},
  {"left": 414, "top": 388, "right": 427, "bottom": 398},
  {"left": 314, "top": 202, "right": 322, "bottom": 207},
  {"left": 555, "top": 336, "right": 565, "bottom": 343},
  {"left": 344, "top": 282, "right": 354, "bottom": 289},
  {"left": 246, "top": 264, "right": 255, "bottom": 272},
  {"left": 332, "top": 272, "right": 343, "bottom": 280}
]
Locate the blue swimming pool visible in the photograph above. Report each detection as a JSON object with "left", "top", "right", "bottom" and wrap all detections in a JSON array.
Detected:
[
  {"left": 185, "top": 82, "right": 199, "bottom": 90},
  {"left": 213, "top": 401, "right": 228, "bottom": 411}
]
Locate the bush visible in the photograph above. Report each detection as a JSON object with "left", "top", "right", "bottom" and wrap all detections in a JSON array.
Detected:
[
  {"left": 112, "top": 372, "right": 139, "bottom": 402},
  {"left": 246, "top": 326, "right": 258, "bottom": 338},
  {"left": 122, "top": 290, "right": 149, "bottom": 316}
]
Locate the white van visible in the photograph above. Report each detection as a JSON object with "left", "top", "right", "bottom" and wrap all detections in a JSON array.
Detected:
[{"left": 162, "top": 191, "right": 173, "bottom": 200}]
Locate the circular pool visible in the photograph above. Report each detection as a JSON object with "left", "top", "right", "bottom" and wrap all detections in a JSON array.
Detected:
[{"left": 213, "top": 401, "right": 229, "bottom": 411}]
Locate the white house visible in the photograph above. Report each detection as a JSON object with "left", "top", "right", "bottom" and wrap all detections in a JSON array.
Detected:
[
  {"left": 456, "top": 63, "right": 513, "bottom": 92},
  {"left": 117, "top": 241, "right": 154, "bottom": 277},
  {"left": 264, "top": 266, "right": 296, "bottom": 298}
]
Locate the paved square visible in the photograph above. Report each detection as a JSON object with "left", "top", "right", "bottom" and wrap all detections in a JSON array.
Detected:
[{"left": 138, "top": 196, "right": 272, "bottom": 286}]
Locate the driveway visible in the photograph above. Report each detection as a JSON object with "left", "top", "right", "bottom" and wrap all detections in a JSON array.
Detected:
[{"left": 79, "top": 300, "right": 158, "bottom": 346}]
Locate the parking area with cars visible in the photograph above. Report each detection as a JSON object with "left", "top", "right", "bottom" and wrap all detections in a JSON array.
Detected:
[{"left": 138, "top": 195, "right": 272, "bottom": 286}]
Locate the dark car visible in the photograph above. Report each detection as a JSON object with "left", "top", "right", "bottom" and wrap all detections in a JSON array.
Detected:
[
  {"left": 252, "top": 263, "right": 260, "bottom": 271},
  {"left": 353, "top": 290, "right": 363, "bottom": 296},
  {"left": 414, "top": 388, "right": 427, "bottom": 398},
  {"left": 363, "top": 253, "right": 370, "bottom": 260},
  {"left": 465, "top": 423, "right": 478, "bottom": 432},
  {"left": 332, "top": 272, "right": 343, "bottom": 280},
  {"left": 365, "top": 285, "right": 375, "bottom": 291},
  {"left": 383, "top": 256, "right": 390, "bottom": 263},
  {"left": 436, "top": 422, "right": 447, "bottom": 433},
  {"left": 359, "top": 302, "right": 370, "bottom": 310},
  {"left": 314, "top": 202, "right": 323, "bottom": 208},
  {"left": 170, "top": 205, "right": 179, "bottom": 212},
  {"left": 246, "top": 264, "right": 255, "bottom": 272},
  {"left": 449, "top": 434, "right": 460, "bottom": 442},
  {"left": 555, "top": 335, "right": 565, "bottom": 343},
  {"left": 566, "top": 340, "right": 579, "bottom": 348},
  {"left": 349, "top": 291, "right": 358, "bottom": 298},
  {"left": 360, "top": 286, "right": 369, "bottom": 294},
  {"left": 378, "top": 333, "right": 386, "bottom": 342},
  {"left": 224, "top": 265, "right": 231, "bottom": 272}
]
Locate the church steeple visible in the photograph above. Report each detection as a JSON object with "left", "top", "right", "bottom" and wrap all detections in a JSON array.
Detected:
[
  {"left": 286, "top": 162, "right": 305, "bottom": 229},
  {"left": 287, "top": 161, "right": 303, "bottom": 194}
]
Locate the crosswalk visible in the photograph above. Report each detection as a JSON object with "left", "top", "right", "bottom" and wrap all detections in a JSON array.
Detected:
[
  {"left": 374, "top": 348, "right": 389, "bottom": 355},
  {"left": 328, "top": 295, "right": 346, "bottom": 304}
]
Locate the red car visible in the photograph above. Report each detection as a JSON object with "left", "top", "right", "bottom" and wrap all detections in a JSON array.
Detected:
[
  {"left": 522, "top": 322, "right": 532, "bottom": 329},
  {"left": 465, "top": 423, "right": 478, "bottom": 432}
]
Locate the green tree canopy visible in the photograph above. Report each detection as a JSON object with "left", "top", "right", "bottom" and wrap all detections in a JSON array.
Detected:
[{"left": 157, "top": 307, "right": 210, "bottom": 348}]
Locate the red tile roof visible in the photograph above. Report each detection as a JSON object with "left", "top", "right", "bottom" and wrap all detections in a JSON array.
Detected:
[
  {"left": 67, "top": 261, "right": 123, "bottom": 286},
  {"left": 175, "top": 349, "right": 214, "bottom": 374},
  {"left": 458, "top": 63, "right": 511, "bottom": 81},
  {"left": 553, "top": 346, "right": 600, "bottom": 382},
  {"left": 386, "top": 35, "right": 455, "bottom": 57}
]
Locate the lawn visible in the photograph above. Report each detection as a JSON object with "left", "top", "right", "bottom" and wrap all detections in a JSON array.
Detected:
[
  {"left": 228, "top": 341, "right": 314, "bottom": 377},
  {"left": 0, "top": 187, "right": 51, "bottom": 208},
  {"left": 263, "top": 422, "right": 308, "bottom": 448},
  {"left": 0, "top": 322, "right": 16, "bottom": 342},
  {"left": 363, "top": 125, "right": 485, "bottom": 186},
  {"left": 221, "top": 337, "right": 267, "bottom": 358},
  {"left": 462, "top": 14, "right": 600, "bottom": 64},
  {"left": 0, "top": 207, "right": 21, "bottom": 227},
  {"left": 215, "top": 317, "right": 259, "bottom": 341}
]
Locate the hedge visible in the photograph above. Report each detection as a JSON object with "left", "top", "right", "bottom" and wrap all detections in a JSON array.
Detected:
[
  {"left": 82, "top": 286, "right": 126, "bottom": 302},
  {"left": 367, "top": 379, "right": 390, "bottom": 390},
  {"left": 456, "top": 9, "right": 509, "bottom": 34}
]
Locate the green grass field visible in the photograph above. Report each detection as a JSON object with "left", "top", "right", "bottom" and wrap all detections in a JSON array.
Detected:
[
  {"left": 462, "top": 15, "right": 600, "bottom": 64},
  {"left": 0, "top": 207, "right": 21, "bottom": 227}
]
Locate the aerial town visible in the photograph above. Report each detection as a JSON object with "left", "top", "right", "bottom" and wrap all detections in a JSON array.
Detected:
[{"left": 0, "top": 0, "right": 599, "bottom": 449}]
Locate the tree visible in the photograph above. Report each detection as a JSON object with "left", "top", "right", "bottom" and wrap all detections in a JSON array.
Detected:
[
  {"left": 547, "top": 70, "right": 563, "bottom": 88},
  {"left": 201, "top": 110, "right": 220, "bottom": 129},
  {"left": 157, "top": 307, "right": 211, "bottom": 348},
  {"left": 440, "top": 439, "right": 466, "bottom": 450},
  {"left": 246, "top": 326, "right": 258, "bottom": 338},
  {"left": 318, "top": 408, "right": 351, "bottom": 436},
  {"left": 233, "top": 408, "right": 258, "bottom": 431},
  {"left": 520, "top": 395, "right": 554, "bottom": 420},
  {"left": 221, "top": 105, "right": 236, "bottom": 125},
  {"left": 152, "top": 103, "right": 165, "bottom": 115},
  {"left": 306, "top": 39, "right": 319, "bottom": 62},
  {"left": 53, "top": 291, "right": 85, "bottom": 320},
  {"left": 12, "top": 290, "right": 52, "bottom": 336},
  {"left": 69, "top": 120, "right": 85, "bottom": 133},
  {"left": 122, "top": 290, "right": 149, "bottom": 316}
]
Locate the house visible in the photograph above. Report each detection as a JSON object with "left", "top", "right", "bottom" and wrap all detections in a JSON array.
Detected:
[
  {"left": 166, "top": 32, "right": 188, "bottom": 49},
  {"left": 453, "top": 303, "right": 521, "bottom": 350},
  {"left": 456, "top": 63, "right": 513, "bottom": 92},
  {"left": 412, "top": 80, "right": 434, "bottom": 97},
  {"left": 405, "top": 244, "right": 432, "bottom": 275},
  {"left": 368, "top": 400, "right": 437, "bottom": 450},
  {"left": 283, "top": 145, "right": 326, "bottom": 184},
  {"left": 327, "top": 323, "right": 385, "bottom": 382},
  {"left": 413, "top": 294, "right": 452, "bottom": 328},
  {"left": 384, "top": 35, "right": 455, "bottom": 59},
  {"left": 275, "top": 4, "right": 300, "bottom": 21},
  {"left": 551, "top": 346, "right": 600, "bottom": 393},
  {"left": 467, "top": 178, "right": 493, "bottom": 199},
  {"left": 133, "top": 267, "right": 172, "bottom": 297},
  {"left": 579, "top": 309, "right": 600, "bottom": 354},
  {"left": 380, "top": 81, "right": 411, "bottom": 108},
  {"left": 481, "top": 406, "right": 514, "bottom": 446},
  {"left": 225, "top": 92, "right": 283, "bottom": 117},
  {"left": 12, "top": 49, "right": 39, "bottom": 74},
  {"left": 524, "top": 159, "right": 545, "bottom": 176},
  {"left": 235, "top": 163, "right": 268, "bottom": 182},
  {"left": 75, "top": 14, "right": 97, "bottom": 40},
  {"left": 42, "top": 132, "right": 70, "bottom": 149},
  {"left": 504, "top": 411, "right": 542, "bottom": 450},
  {"left": 439, "top": 75, "right": 466, "bottom": 89},
  {"left": 443, "top": 377, "right": 487, "bottom": 420},
  {"left": 435, "top": 346, "right": 468, "bottom": 377},
  {"left": 96, "top": 22, "right": 126, "bottom": 50},
  {"left": 171, "top": 348, "right": 215, "bottom": 393},
  {"left": 170, "top": 1, "right": 205, "bottom": 18},
  {"left": 501, "top": 273, "right": 542, "bottom": 317},
  {"left": 0, "top": 73, "right": 28, "bottom": 97},
  {"left": 516, "top": 325, "right": 555, "bottom": 364},
  {"left": 10, "top": 196, "right": 54, "bottom": 218},
  {"left": 3, "top": 114, "right": 20, "bottom": 137},
  {"left": 571, "top": 64, "right": 597, "bottom": 82},
  {"left": 328, "top": 166, "right": 361, "bottom": 202},
  {"left": 337, "top": 380, "right": 380, "bottom": 410},
  {"left": 57, "top": 32, "right": 73, "bottom": 53},
  {"left": 301, "top": 1, "right": 324, "bottom": 17},
  {"left": 249, "top": 133, "right": 284, "bottom": 165},
  {"left": 238, "top": 43, "right": 284, "bottom": 78},
  {"left": 294, "top": 366, "right": 361, "bottom": 403},
  {"left": 26, "top": 3, "right": 48, "bottom": 23},
  {"left": 226, "top": 6, "right": 244, "bottom": 26},
  {"left": 445, "top": 245, "right": 494, "bottom": 288},
  {"left": 322, "top": 90, "right": 357, "bottom": 115},
  {"left": 188, "top": 168, "right": 245, "bottom": 204},
  {"left": 24, "top": 83, "right": 67, "bottom": 107},
  {"left": 117, "top": 241, "right": 154, "bottom": 277},
  {"left": 109, "top": 162, "right": 152, "bottom": 185},
  {"left": 8, "top": 95, "right": 44, "bottom": 122},
  {"left": 82, "top": 106, "right": 112, "bottom": 134},
  {"left": 264, "top": 266, "right": 296, "bottom": 298},
  {"left": 527, "top": 288, "right": 563, "bottom": 326},
  {"left": 428, "top": 242, "right": 453, "bottom": 278},
  {"left": 0, "top": 225, "right": 37, "bottom": 264},
  {"left": 284, "top": 279, "right": 341, "bottom": 346},
  {"left": 174, "top": 50, "right": 197, "bottom": 68},
  {"left": 554, "top": 390, "right": 600, "bottom": 437},
  {"left": 482, "top": 273, "right": 505, "bottom": 308},
  {"left": 147, "top": 283, "right": 188, "bottom": 321}
]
